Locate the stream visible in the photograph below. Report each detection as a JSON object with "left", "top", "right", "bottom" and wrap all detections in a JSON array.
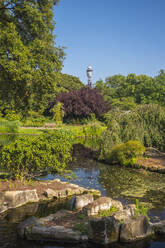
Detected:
[{"left": 0, "top": 159, "right": 165, "bottom": 248}]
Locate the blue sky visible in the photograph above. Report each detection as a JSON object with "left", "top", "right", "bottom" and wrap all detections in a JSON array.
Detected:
[{"left": 54, "top": 0, "right": 165, "bottom": 85}]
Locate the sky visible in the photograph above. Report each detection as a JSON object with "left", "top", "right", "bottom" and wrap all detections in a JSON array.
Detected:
[{"left": 54, "top": 0, "right": 165, "bottom": 85}]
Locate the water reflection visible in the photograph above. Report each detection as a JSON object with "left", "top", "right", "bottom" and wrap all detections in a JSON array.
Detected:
[
  {"left": 45, "top": 161, "right": 165, "bottom": 216},
  {"left": 0, "top": 158, "right": 165, "bottom": 247}
]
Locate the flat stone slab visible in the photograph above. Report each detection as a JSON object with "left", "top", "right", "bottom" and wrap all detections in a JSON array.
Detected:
[
  {"left": 18, "top": 212, "right": 88, "bottom": 243},
  {"left": 0, "top": 190, "right": 38, "bottom": 213},
  {"left": 0, "top": 178, "right": 101, "bottom": 213}
]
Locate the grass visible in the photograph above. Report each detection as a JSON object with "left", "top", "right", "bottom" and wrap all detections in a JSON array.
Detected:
[
  {"left": 19, "top": 128, "right": 45, "bottom": 135},
  {"left": 97, "top": 205, "right": 118, "bottom": 217},
  {"left": 73, "top": 222, "right": 87, "bottom": 235}
]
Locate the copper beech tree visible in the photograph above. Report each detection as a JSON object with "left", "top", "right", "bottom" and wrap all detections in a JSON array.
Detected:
[{"left": 47, "top": 87, "right": 110, "bottom": 120}]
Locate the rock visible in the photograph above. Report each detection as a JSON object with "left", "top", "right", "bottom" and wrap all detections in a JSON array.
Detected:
[
  {"left": 145, "top": 147, "right": 165, "bottom": 158},
  {"left": 151, "top": 220, "right": 165, "bottom": 236},
  {"left": 88, "top": 216, "right": 120, "bottom": 244},
  {"left": 0, "top": 190, "right": 38, "bottom": 213},
  {"left": 83, "top": 197, "right": 123, "bottom": 216},
  {"left": 17, "top": 216, "right": 42, "bottom": 238},
  {"left": 25, "top": 225, "right": 82, "bottom": 242},
  {"left": 18, "top": 215, "right": 85, "bottom": 243},
  {"left": 74, "top": 194, "right": 94, "bottom": 210},
  {"left": 44, "top": 188, "right": 57, "bottom": 198},
  {"left": 120, "top": 216, "right": 153, "bottom": 242},
  {"left": 40, "top": 210, "right": 73, "bottom": 223},
  {"left": 124, "top": 204, "right": 136, "bottom": 216},
  {"left": 113, "top": 204, "right": 136, "bottom": 223},
  {"left": 86, "top": 189, "right": 101, "bottom": 197}
]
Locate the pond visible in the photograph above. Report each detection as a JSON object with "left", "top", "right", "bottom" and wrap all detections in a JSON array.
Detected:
[
  {"left": 0, "top": 158, "right": 165, "bottom": 248},
  {"left": 0, "top": 135, "right": 165, "bottom": 248}
]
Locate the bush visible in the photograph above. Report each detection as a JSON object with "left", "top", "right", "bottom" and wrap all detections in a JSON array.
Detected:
[
  {"left": 50, "top": 102, "right": 64, "bottom": 126},
  {"left": 0, "top": 130, "right": 73, "bottom": 179},
  {"left": 82, "top": 123, "right": 106, "bottom": 138},
  {"left": 105, "top": 141, "right": 145, "bottom": 166},
  {"left": 22, "top": 119, "right": 45, "bottom": 127},
  {"left": 5, "top": 109, "right": 21, "bottom": 121},
  {"left": 101, "top": 104, "right": 165, "bottom": 153},
  {"left": 46, "top": 87, "right": 110, "bottom": 120}
]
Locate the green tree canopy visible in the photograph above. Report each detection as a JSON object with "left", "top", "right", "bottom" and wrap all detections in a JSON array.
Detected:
[
  {"left": 95, "top": 71, "right": 165, "bottom": 110},
  {"left": 55, "top": 72, "right": 84, "bottom": 92},
  {"left": 0, "top": 0, "right": 65, "bottom": 114}
]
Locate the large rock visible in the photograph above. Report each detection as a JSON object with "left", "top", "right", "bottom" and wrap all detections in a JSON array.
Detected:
[
  {"left": 88, "top": 216, "right": 120, "bottom": 244},
  {"left": 151, "top": 220, "right": 165, "bottom": 236},
  {"left": 120, "top": 216, "right": 153, "bottom": 242},
  {"left": 40, "top": 209, "right": 73, "bottom": 223},
  {"left": 18, "top": 215, "right": 87, "bottom": 243},
  {"left": 83, "top": 197, "right": 123, "bottom": 216},
  {"left": 18, "top": 216, "right": 42, "bottom": 238},
  {"left": 43, "top": 184, "right": 100, "bottom": 200},
  {"left": 74, "top": 194, "right": 94, "bottom": 210},
  {"left": 0, "top": 190, "right": 38, "bottom": 213},
  {"left": 113, "top": 204, "right": 136, "bottom": 222}
]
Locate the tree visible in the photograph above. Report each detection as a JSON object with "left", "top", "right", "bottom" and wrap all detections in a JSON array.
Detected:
[
  {"left": 55, "top": 72, "right": 84, "bottom": 92},
  {"left": 96, "top": 72, "right": 165, "bottom": 109},
  {"left": 0, "top": 0, "right": 64, "bottom": 114},
  {"left": 50, "top": 102, "right": 64, "bottom": 126},
  {"left": 101, "top": 104, "right": 165, "bottom": 153},
  {"left": 46, "top": 87, "right": 110, "bottom": 120}
]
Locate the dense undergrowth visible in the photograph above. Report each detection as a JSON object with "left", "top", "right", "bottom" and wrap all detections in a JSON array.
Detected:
[{"left": 0, "top": 130, "right": 73, "bottom": 179}]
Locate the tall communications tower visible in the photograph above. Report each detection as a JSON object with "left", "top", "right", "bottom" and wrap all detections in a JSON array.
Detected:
[{"left": 86, "top": 65, "right": 93, "bottom": 87}]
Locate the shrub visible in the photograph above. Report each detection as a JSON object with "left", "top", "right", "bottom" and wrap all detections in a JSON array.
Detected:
[
  {"left": 105, "top": 141, "right": 145, "bottom": 166},
  {"left": 22, "top": 119, "right": 45, "bottom": 127},
  {"left": 0, "top": 130, "right": 73, "bottom": 179},
  {"left": 101, "top": 104, "right": 165, "bottom": 154},
  {"left": 5, "top": 109, "right": 21, "bottom": 121},
  {"left": 46, "top": 87, "right": 110, "bottom": 120},
  {"left": 82, "top": 123, "right": 106, "bottom": 138},
  {"left": 50, "top": 102, "right": 64, "bottom": 126}
]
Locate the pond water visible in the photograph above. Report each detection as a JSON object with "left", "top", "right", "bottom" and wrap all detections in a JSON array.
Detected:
[
  {"left": 0, "top": 159, "right": 165, "bottom": 248},
  {"left": 0, "top": 136, "right": 165, "bottom": 248}
]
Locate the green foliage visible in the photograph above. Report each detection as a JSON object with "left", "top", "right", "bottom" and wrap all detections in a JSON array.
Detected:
[
  {"left": 22, "top": 111, "right": 47, "bottom": 127},
  {"left": 0, "top": 0, "right": 65, "bottom": 113},
  {"left": 101, "top": 104, "right": 165, "bottom": 154},
  {"left": 51, "top": 102, "right": 64, "bottom": 126},
  {"left": 0, "top": 119, "right": 20, "bottom": 133},
  {"left": 0, "top": 135, "right": 16, "bottom": 146},
  {"left": 104, "top": 141, "right": 145, "bottom": 166},
  {"left": 96, "top": 71, "right": 165, "bottom": 109},
  {"left": 22, "top": 119, "right": 46, "bottom": 127},
  {"left": 55, "top": 72, "right": 84, "bottom": 92},
  {"left": 0, "top": 130, "right": 73, "bottom": 179},
  {"left": 135, "top": 199, "right": 150, "bottom": 220},
  {"left": 97, "top": 206, "right": 118, "bottom": 217},
  {"left": 76, "top": 213, "right": 86, "bottom": 219},
  {"left": 82, "top": 123, "right": 106, "bottom": 138},
  {"left": 4, "top": 109, "right": 21, "bottom": 121},
  {"left": 73, "top": 223, "right": 87, "bottom": 235}
]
